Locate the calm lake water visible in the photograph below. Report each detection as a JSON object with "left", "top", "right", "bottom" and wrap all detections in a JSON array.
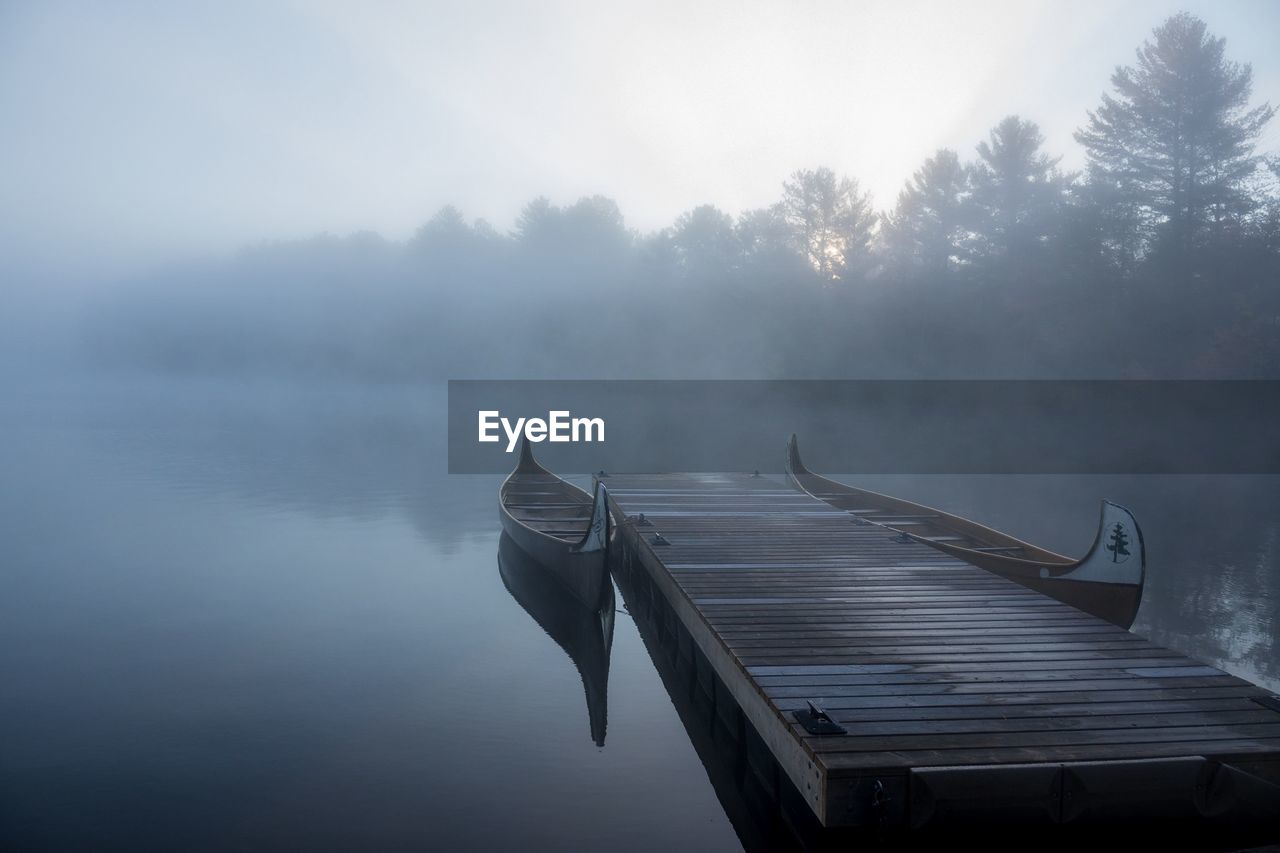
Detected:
[{"left": 2, "top": 375, "right": 1276, "bottom": 850}]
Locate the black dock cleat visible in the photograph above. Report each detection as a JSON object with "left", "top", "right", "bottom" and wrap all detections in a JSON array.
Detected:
[{"left": 794, "top": 700, "right": 847, "bottom": 735}]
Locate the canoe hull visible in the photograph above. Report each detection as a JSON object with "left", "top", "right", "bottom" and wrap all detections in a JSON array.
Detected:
[
  {"left": 498, "top": 437, "right": 613, "bottom": 611},
  {"left": 785, "top": 434, "right": 1146, "bottom": 629},
  {"left": 499, "top": 504, "right": 611, "bottom": 611}
]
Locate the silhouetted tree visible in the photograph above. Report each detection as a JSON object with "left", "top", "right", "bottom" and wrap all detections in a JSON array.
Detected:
[
  {"left": 88, "top": 13, "right": 1280, "bottom": 382},
  {"left": 880, "top": 149, "right": 970, "bottom": 281},
  {"left": 514, "top": 196, "right": 560, "bottom": 246},
  {"left": 1254, "top": 157, "right": 1280, "bottom": 253},
  {"left": 637, "top": 228, "right": 680, "bottom": 277},
  {"left": 736, "top": 205, "right": 794, "bottom": 268},
  {"left": 1066, "top": 167, "right": 1146, "bottom": 276},
  {"left": 513, "top": 195, "right": 632, "bottom": 254},
  {"left": 408, "top": 205, "right": 508, "bottom": 283},
  {"left": 411, "top": 205, "right": 472, "bottom": 252},
  {"left": 563, "top": 196, "right": 631, "bottom": 252},
  {"left": 969, "top": 116, "right": 1065, "bottom": 278},
  {"left": 781, "top": 167, "right": 875, "bottom": 281},
  {"left": 1075, "top": 13, "right": 1275, "bottom": 265},
  {"left": 511, "top": 194, "right": 634, "bottom": 288},
  {"left": 671, "top": 204, "right": 737, "bottom": 280}
]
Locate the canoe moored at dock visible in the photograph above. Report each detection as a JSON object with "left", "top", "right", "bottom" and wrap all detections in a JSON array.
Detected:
[
  {"left": 498, "top": 437, "right": 612, "bottom": 611},
  {"left": 784, "top": 434, "right": 1145, "bottom": 629}
]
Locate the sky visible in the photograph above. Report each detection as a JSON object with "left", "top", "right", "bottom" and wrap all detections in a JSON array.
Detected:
[{"left": 2, "top": 0, "right": 1278, "bottom": 281}]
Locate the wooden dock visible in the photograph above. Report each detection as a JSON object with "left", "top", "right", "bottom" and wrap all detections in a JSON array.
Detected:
[{"left": 604, "top": 473, "right": 1280, "bottom": 830}]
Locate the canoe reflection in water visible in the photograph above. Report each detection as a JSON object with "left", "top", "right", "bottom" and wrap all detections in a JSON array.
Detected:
[{"left": 498, "top": 533, "right": 615, "bottom": 747}]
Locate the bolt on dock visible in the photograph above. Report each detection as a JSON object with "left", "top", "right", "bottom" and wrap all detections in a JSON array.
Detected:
[{"left": 604, "top": 473, "right": 1280, "bottom": 830}]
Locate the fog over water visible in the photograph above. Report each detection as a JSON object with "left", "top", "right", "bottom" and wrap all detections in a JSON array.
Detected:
[
  {"left": 3, "top": 1, "right": 1279, "bottom": 848},
  {"left": 2, "top": 375, "right": 1277, "bottom": 849}
]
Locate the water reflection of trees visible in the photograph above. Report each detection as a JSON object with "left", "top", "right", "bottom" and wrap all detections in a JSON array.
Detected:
[
  {"left": 93, "top": 384, "right": 497, "bottom": 554},
  {"left": 1143, "top": 488, "right": 1279, "bottom": 691}
]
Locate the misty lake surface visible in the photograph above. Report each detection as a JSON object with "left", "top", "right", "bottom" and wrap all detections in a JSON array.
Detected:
[{"left": 2, "top": 375, "right": 1277, "bottom": 851}]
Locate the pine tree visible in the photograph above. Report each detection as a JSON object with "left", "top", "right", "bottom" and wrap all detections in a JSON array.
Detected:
[
  {"left": 880, "top": 149, "right": 970, "bottom": 281},
  {"left": 1075, "top": 13, "right": 1274, "bottom": 262},
  {"left": 670, "top": 205, "right": 738, "bottom": 280},
  {"left": 969, "top": 116, "right": 1065, "bottom": 276},
  {"left": 1105, "top": 523, "right": 1131, "bottom": 562}
]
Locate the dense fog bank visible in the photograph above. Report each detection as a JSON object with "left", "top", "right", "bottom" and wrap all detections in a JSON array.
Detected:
[{"left": 76, "top": 14, "right": 1279, "bottom": 381}]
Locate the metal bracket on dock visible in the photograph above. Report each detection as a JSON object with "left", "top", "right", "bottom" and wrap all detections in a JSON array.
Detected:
[
  {"left": 633, "top": 513, "right": 652, "bottom": 526},
  {"left": 651, "top": 532, "right": 671, "bottom": 546},
  {"left": 793, "top": 700, "right": 847, "bottom": 735}
]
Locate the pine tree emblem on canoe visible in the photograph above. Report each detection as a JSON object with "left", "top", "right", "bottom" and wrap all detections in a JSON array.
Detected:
[{"left": 1105, "top": 522, "right": 1132, "bottom": 563}]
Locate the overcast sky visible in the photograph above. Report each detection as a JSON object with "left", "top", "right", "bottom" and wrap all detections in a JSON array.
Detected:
[{"left": 2, "top": 0, "right": 1278, "bottom": 280}]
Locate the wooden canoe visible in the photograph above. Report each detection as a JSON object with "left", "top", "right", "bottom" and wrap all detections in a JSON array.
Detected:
[
  {"left": 784, "top": 434, "right": 1146, "bottom": 629},
  {"left": 498, "top": 533, "right": 614, "bottom": 747},
  {"left": 498, "top": 436, "right": 612, "bottom": 611}
]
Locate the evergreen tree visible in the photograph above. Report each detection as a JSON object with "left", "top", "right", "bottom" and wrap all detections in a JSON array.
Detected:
[
  {"left": 412, "top": 205, "right": 472, "bottom": 251},
  {"left": 736, "top": 205, "right": 791, "bottom": 261},
  {"left": 735, "top": 204, "right": 805, "bottom": 285},
  {"left": 514, "top": 197, "right": 561, "bottom": 246},
  {"left": 969, "top": 116, "right": 1065, "bottom": 277},
  {"left": 1075, "top": 13, "right": 1274, "bottom": 262},
  {"left": 780, "top": 167, "right": 875, "bottom": 281},
  {"left": 880, "top": 149, "right": 970, "bottom": 281},
  {"left": 671, "top": 205, "right": 738, "bottom": 280}
]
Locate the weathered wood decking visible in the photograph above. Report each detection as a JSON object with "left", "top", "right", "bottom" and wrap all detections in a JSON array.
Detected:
[{"left": 605, "top": 473, "right": 1280, "bottom": 829}]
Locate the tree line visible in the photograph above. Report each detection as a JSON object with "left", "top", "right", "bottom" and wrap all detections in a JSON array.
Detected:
[{"left": 95, "top": 13, "right": 1279, "bottom": 379}]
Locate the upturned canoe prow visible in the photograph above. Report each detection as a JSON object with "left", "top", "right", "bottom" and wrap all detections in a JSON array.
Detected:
[
  {"left": 784, "top": 434, "right": 1147, "bottom": 629},
  {"left": 1060, "top": 500, "right": 1147, "bottom": 585},
  {"left": 572, "top": 480, "right": 611, "bottom": 554},
  {"left": 786, "top": 432, "right": 811, "bottom": 477},
  {"left": 515, "top": 433, "right": 548, "bottom": 474}
]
